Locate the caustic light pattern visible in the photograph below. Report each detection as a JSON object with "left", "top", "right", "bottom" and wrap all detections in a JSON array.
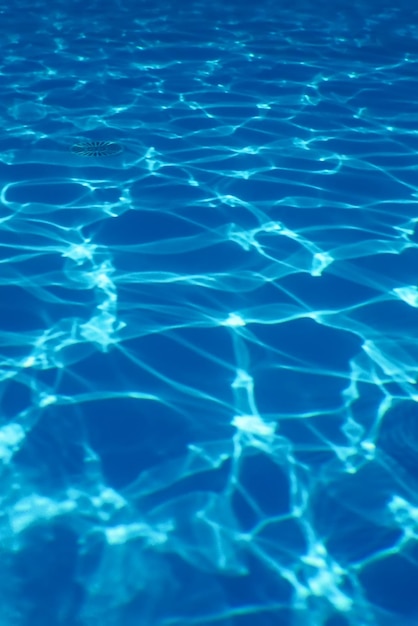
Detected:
[{"left": 1, "top": 0, "right": 418, "bottom": 625}]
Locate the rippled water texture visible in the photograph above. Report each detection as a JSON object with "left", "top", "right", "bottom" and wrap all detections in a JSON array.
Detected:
[{"left": 1, "top": 0, "right": 418, "bottom": 624}]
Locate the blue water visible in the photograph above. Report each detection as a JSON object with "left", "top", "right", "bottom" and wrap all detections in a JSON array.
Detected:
[{"left": 1, "top": 0, "right": 418, "bottom": 624}]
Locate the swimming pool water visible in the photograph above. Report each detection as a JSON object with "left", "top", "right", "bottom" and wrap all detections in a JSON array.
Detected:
[{"left": 1, "top": 0, "right": 418, "bottom": 624}]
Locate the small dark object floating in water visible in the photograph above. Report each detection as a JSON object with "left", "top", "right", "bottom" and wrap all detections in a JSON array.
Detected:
[{"left": 71, "top": 140, "right": 123, "bottom": 157}]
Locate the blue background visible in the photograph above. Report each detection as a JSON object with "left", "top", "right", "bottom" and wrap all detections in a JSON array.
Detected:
[{"left": 1, "top": 0, "right": 418, "bottom": 624}]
